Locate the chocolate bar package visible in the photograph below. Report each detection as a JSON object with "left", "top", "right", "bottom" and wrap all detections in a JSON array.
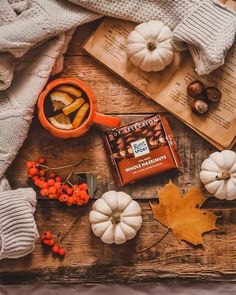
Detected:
[{"left": 104, "top": 114, "right": 182, "bottom": 186}]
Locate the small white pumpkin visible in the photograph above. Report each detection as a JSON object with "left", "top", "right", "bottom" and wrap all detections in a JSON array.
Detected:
[
  {"left": 89, "top": 191, "right": 142, "bottom": 244},
  {"left": 200, "top": 150, "right": 236, "bottom": 200},
  {"left": 126, "top": 20, "right": 174, "bottom": 72}
]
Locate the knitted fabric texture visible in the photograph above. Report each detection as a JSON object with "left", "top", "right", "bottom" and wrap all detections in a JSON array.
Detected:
[{"left": 0, "top": 179, "right": 38, "bottom": 260}]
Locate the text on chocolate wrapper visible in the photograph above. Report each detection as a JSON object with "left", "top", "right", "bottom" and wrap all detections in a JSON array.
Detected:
[{"left": 125, "top": 155, "right": 167, "bottom": 172}]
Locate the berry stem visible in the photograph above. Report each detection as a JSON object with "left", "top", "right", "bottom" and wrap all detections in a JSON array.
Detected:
[
  {"left": 37, "top": 159, "right": 86, "bottom": 172},
  {"left": 59, "top": 213, "right": 84, "bottom": 244}
]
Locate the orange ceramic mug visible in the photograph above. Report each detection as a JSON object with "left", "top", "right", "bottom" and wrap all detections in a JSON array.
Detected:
[{"left": 38, "top": 77, "right": 121, "bottom": 138}]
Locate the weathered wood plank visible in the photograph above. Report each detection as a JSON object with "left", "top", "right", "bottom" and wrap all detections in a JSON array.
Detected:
[{"left": 0, "top": 200, "right": 235, "bottom": 283}]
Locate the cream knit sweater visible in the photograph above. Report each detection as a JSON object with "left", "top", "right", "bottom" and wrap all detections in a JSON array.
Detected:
[{"left": 0, "top": 0, "right": 235, "bottom": 259}]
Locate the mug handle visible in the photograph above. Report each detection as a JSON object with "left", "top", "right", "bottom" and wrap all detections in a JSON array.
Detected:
[{"left": 94, "top": 112, "right": 121, "bottom": 128}]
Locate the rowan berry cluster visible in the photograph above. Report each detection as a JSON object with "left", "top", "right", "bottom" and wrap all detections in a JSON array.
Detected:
[
  {"left": 27, "top": 157, "right": 90, "bottom": 206},
  {"left": 41, "top": 231, "right": 65, "bottom": 257}
]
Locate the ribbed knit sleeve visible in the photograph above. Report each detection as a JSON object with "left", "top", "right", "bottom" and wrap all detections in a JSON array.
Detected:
[
  {"left": 173, "top": 0, "right": 236, "bottom": 75},
  {"left": 0, "top": 188, "right": 39, "bottom": 260}
]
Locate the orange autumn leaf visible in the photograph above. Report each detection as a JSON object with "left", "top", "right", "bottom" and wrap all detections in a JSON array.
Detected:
[{"left": 150, "top": 181, "right": 218, "bottom": 245}]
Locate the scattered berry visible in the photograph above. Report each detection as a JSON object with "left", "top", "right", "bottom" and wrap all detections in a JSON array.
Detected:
[
  {"left": 38, "top": 157, "right": 45, "bottom": 164},
  {"left": 26, "top": 161, "right": 35, "bottom": 169},
  {"left": 58, "top": 248, "right": 66, "bottom": 256},
  {"left": 52, "top": 244, "right": 60, "bottom": 254},
  {"left": 42, "top": 231, "right": 52, "bottom": 240},
  {"left": 59, "top": 194, "right": 69, "bottom": 203},
  {"left": 49, "top": 172, "right": 56, "bottom": 179},
  {"left": 66, "top": 187, "right": 73, "bottom": 195}
]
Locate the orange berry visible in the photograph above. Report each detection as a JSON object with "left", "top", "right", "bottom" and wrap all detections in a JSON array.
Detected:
[
  {"left": 67, "top": 197, "right": 74, "bottom": 206},
  {"left": 66, "top": 187, "right": 73, "bottom": 195},
  {"left": 32, "top": 175, "right": 39, "bottom": 181},
  {"left": 52, "top": 244, "right": 60, "bottom": 254},
  {"left": 80, "top": 190, "right": 87, "bottom": 197},
  {"left": 54, "top": 182, "right": 61, "bottom": 189},
  {"left": 38, "top": 181, "right": 46, "bottom": 189},
  {"left": 63, "top": 184, "right": 69, "bottom": 190},
  {"left": 42, "top": 231, "right": 52, "bottom": 240},
  {"left": 34, "top": 179, "right": 40, "bottom": 186},
  {"left": 40, "top": 188, "right": 49, "bottom": 197},
  {"left": 29, "top": 167, "right": 38, "bottom": 175},
  {"left": 58, "top": 248, "right": 66, "bottom": 256},
  {"left": 48, "top": 239, "right": 55, "bottom": 246},
  {"left": 38, "top": 157, "right": 45, "bottom": 164},
  {"left": 39, "top": 170, "right": 46, "bottom": 176},
  {"left": 47, "top": 179, "right": 55, "bottom": 186},
  {"left": 77, "top": 199, "right": 83, "bottom": 206},
  {"left": 59, "top": 194, "right": 69, "bottom": 203},
  {"left": 55, "top": 176, "right": 61, "bottom": 182},
  {"left": 26, "top": 161, "right": 35, "bottom": 169},
  {"left": 27, "top": 172, "right": 34, "bottom": 178},
  {"left": 48, "top": 193, "right": 57, "bottom": 199},
  {"left": 48, "top": 186, "right": 57, "bottom": 194},
  {"left": 81, "top": 183, "right": 88, "bottom": 190},
  {"left": 42, "top": 182, "right": 48, "bottom": 189},
  {"left": 49, "top": 172, "right": 56, "bottom": 179}
]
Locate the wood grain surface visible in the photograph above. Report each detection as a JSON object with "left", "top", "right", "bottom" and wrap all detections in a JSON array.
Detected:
[{"left": 1, "top": 20, "right": 236, "bottom": 284}]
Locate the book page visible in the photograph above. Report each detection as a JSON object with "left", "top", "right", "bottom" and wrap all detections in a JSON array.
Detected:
[{"left": 83, "top": 18, "right": 236, "bottom": 149}]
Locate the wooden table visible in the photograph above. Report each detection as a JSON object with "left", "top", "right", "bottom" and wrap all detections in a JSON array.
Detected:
[{"left": 1, "top": 20, "right": 236, "bottom": 284}]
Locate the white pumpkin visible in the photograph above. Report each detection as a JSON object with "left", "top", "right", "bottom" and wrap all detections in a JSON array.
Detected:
[
  {"left": 200, "top": 150, "right": 236, "bottom": 200},
  {"left": 126, "top": 20, "right": 174, "bottom": 72},
  {"left": 89, "top": 191, "right": 142, "bottom": 244}
]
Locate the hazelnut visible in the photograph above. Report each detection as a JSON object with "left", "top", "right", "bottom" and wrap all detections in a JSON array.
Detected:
[
  {"left": 126, "top": 136, "right": 136, "bottom": 143},
  {"left": 113, "top": 153, "right": 122, "bottom": 160},
  {"left": 147, "top": 131, "right": 154, "bottom": 138},
  {"left": 117, "top": 142, "right": 126, "bottom": 150},
  {"left": 191, "top": 99, "right": 209, "bottom": 116},
  {"left": 154, "top": 130, "right": 162, "bottom": 138},
  {"left": 142, "top": 129, "right": 149, "bottom": 136},
  {"left": 205, "top": 87, "right": 222, "bottom": 103},
  {"left": 149, "top": 137, "right": 159, "bottom": 147},
  {"left": 119, "top": 150, "right": 127, "bottom": 158},
  {"left": 127, "top": 146, "right": 134, "bottom": 156},
  {"left": 159, "top": 136, "right": 167, "bottom": 145},
  {"left": 117, "top": 137, "right": 125, "bottom": 145},
  {"left": 154, "top": 123, "right": 162, "bottom": 132},
  {"left": 187, "top": 80, "right": 204, "bottom": 98}
]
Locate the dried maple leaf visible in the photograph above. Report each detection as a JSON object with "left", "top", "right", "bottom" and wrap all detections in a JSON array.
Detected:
[{"left": 150, "top": 181, "right": 218, "bottom": 245}]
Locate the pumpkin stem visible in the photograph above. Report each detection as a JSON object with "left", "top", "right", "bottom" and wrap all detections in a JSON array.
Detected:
[
  {"left": 217, "top": 171, "right": 230, "bottom": 180},
  {"left": 147, "top": 41, "right": 156, "bottom": 51},
  {"left": 111, "top": 213, "right": 120, "bottom": 224}
]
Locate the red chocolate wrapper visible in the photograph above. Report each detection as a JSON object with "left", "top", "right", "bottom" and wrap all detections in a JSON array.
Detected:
[{"left": 104, "top": 114, "right": 182, "bottom": 186}]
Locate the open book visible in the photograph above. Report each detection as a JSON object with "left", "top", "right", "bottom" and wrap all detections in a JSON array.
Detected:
[{"left": 83, "top": 17, "right": 236, "bottom": 150}]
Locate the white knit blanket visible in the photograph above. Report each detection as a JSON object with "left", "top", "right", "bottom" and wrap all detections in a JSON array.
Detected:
[{"left": 0, "top": 0, "right": 235, "bottom": 259}]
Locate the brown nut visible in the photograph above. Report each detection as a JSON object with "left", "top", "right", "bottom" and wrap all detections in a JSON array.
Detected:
[
  {"left": 117, "top": 137, "right": 125, "bottom": 145},
  {"left": 119, "top": 150, "right": 127, "bottom": 158},
  {"left": 127, "top": 146, "right": 134, "bottom": 155},
  {"left": 126, "top": 136, "right": 136, "bottom": 143},
  {"left": 187, "top": 80, "right": 204, "bottom": 98},
  {"left": 205, "top": 87, "right": 222, "bottom": 103},
  {"left": 154, "top": 123, "right": 162, "bottom": 132},
  {"left": 159, "top": 136, "right": 167, "bottom": 145},
  {"left": 149, "top": 137, "right": 159, "bottom": 147},
  {"left": 142, "top": 129, "right": 149, "bottom": 136},
  {"left": 113, "top": 152, "right": 122, "bottom": 160},
  {"left": 147, "top": 131, "right": 154, "bottom": 138},
  {"left": 191, "top": 99, "right": 209, "bottom": 116},
  {"left": 117, "top": 142, "right": 126, "bottom": 150},
  {"left": 154, "top": 130, "right": 162, "bottom": 138}
]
